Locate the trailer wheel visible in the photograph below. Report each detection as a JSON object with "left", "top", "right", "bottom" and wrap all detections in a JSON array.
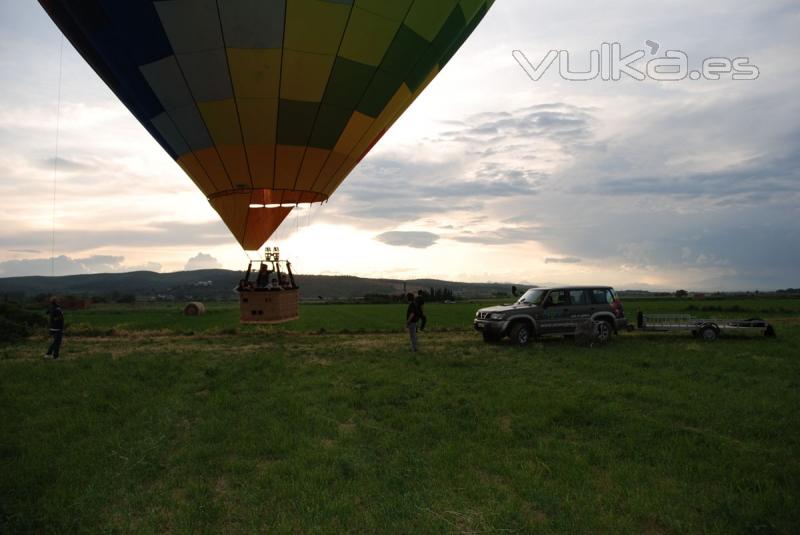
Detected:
[{"left": 700, "top": 325, "right": 718, "bottom": 342}]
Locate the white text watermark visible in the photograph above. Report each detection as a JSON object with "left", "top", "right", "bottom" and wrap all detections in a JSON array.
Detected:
[{"left": 513, "top": 42, "right": 759, "bottom": 82}]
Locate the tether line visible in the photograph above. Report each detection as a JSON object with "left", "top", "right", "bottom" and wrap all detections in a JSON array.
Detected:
[{"left": 51, "top": 35, "right": 64, "bottom": 277}]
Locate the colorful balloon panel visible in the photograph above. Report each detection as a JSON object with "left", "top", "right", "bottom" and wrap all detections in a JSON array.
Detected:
[{"left": 39, "top": 0, "right": 495, "bottom": 249}]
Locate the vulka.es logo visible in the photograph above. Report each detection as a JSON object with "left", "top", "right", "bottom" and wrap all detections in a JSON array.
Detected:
[{"left": 513, "top": 42, "right": 760, "bottom": 82}]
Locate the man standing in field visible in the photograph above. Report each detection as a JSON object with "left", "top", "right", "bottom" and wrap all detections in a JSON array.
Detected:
[
  {"left": 44, "top": 297, "right": 64, "bottom": 360},
  {"left": 415, "top": 290, "right": 427, "bottom": 332},
  {"left": 405, "top": 293, "right": 420, "bottom": 352}
]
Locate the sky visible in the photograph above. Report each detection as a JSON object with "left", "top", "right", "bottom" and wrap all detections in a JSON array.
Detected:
[{"left": 0, "top": 0, "right": 798, "bottom": 290}]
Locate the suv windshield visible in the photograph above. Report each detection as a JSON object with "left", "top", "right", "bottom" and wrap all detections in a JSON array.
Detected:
[{"left": 516, "top": 289, "right": 547, "bottom": 305}]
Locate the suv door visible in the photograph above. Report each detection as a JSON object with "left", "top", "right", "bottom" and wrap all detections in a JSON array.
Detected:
[
  {"left": 565, "top": 289, "right": 593, "bottom": 330},
  {"left": 539, "top": 289, "right": 571, "bottom": 334}
]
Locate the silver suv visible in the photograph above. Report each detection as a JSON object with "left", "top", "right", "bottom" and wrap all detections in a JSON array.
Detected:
[{"left": 474, "top": 286, "right": 628, "bottom": 345}]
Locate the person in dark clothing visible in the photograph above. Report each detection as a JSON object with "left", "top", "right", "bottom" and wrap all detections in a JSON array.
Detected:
[
  {"left": 256, "top": 264, "right": 271, "bottom": 288},
  {"left": 405, "top": 292, "right": 419, "bottom": 352},
  {"left": 415, "top": 290, "right": 427, "bottom": 332},
  {"left": 44, "top": 297, "right": 64, "bottom": 360}
]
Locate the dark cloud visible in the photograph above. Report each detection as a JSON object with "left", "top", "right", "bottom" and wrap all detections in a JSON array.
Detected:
[
  {"left": 584, "top": 149, "right": 800, "bottom": 203},
  {"left": 545, "top": 257, "right": 582, "bottom": 264},
  {"left": 523, "top": 197, "right": 800, "bottom": 289},
  {"left": 329, "top": 158, "right": 541, "bottom": 223},
  {"left": 437, "top": 103, "right": 595, "bottom": 149},
  {"left": 450, "top": 226, "right": 541, "bottom": 245},
  {"left": 184, "top": 252, "right": 222, "bottom": 271},
  {"left": 509, "top": 96, "right": 800, "bottom": 289},
  {"left": 375, "top": 231, "right": 440, "bottom": 249}
]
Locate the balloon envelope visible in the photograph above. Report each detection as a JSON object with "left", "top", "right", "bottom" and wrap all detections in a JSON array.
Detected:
[{"left": 39, "top": 0, "right": 495, "bottom": 249}]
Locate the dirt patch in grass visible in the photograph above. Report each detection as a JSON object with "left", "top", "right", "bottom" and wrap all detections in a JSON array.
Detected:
[
  {"left": 338, "top": 422, "right": 356, "bottom": 435},
  {"left": 214, "top": 476, "right": 229, "bottom": 496},
  {"left": 255, "top": 458, "right": 277, "bottom": 473},
  {"left": 499, "top": 415, "right": 512, "bottom": 434},
  {"left": 522, "top": 502, "right": 549, "bottom": 526}
]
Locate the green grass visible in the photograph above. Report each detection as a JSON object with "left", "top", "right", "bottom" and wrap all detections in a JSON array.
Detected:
[
  {"left": 59, "top": 295, "right": 800, "bottom": 336},
  {"left": 62, "top": 301, "right": 490, "bottom": 336},
  {"left": 625, "top": 296, "right": 800, "bottom": 318},
  {"left": 1, "top": 299, "right": 799, "bottom": 533}
]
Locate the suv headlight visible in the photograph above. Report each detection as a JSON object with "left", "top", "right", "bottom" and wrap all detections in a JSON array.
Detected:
[{"left": 489, "top": 313, "right": 505, "bottom": 320}]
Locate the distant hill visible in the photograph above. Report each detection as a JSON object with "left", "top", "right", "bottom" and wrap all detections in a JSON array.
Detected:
[{"left": 0, "top": 270, "right": 525, "bottom": 302}]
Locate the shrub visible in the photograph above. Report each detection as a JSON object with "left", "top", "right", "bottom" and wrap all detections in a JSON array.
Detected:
[
  {"left": 0, "top": 303, "right": 47, "bottom": 343},
  {"left": 0, "top": 303, "right": 47, "bottom": 327},
  {"left": 0, "top": 317, "right": 31, "bottom": 343}
]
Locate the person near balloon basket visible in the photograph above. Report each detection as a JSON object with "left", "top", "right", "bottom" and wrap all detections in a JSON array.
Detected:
[
  {"left": 405, "top": 293, "right": 421, "bottom": 352},
  {"left": 44, "top": 297, "right": 64, "bottom": 360}
]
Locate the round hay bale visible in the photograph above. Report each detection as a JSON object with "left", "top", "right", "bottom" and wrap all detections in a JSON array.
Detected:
[{"left": 183, "top": 302, "right": 206, "bottom": 316}]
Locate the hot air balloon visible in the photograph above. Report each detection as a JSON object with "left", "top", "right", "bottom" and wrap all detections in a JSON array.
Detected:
[
  {"left": 40, "top": 0, "right": 495, "bottom": 323},
  {"left": 38, "top": 0, "right": 495, "bottom": 250}
]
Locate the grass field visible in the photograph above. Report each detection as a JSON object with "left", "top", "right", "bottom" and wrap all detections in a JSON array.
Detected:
[
  {"left": 53, "top": 295, "right": 800, "bottom": 336},
  {"left": 1, "top": 297, "right": 799, "bottom": 533}
]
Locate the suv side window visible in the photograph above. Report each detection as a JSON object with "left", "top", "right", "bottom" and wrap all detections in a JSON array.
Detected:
[
  {"left": 590, "top": 289, "right": 613, "bottom": 305},
  {"left": 569, "top": 290, "right": 588, "bottom": 305},
  {"left": 546, "top": 290, "right": 569, "bottom": 306}
]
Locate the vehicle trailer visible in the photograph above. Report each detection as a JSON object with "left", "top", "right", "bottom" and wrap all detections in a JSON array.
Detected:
[{"left": 636, "top": 312, "right": 776, "bottom": 341}]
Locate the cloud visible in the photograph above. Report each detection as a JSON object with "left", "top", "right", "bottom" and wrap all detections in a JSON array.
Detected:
[
  {"left": 434, "top": 104, "right": 596, "bottom": 167},
  {"left": 184, "top": 253, "right": 222, "bottom": 271},
  {"left": 40, "top": 157, "right": 92, "bottom": 172},
  {"left": 319, "top": 103, "right": 581, "bottom": 226},
  {"left": 375, "top": 231, "right": 440, "bottom": 249},
  {"left": 581, "top": 138, "right": 800, "bottom": 204},
  {"left": 450, "top": 226, "right": 541, "bottom": 245},
  {"left": 545, "top": 257, "right": 582, "bottom": 264},
  {"left": 0, "top": 220, "right": 232, "bottom": 252},
  {"left": 0, "top": 255, "right": 161, "bottom": 277}
]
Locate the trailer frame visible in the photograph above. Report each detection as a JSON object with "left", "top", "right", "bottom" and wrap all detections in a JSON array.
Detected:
[{"left": 635, "top": 312, "right": 775, "bottom": 341}]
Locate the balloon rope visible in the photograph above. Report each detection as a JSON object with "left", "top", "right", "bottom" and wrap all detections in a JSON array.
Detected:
[{"left": 51, "top": 35, "right": 64, "bottom": 277}]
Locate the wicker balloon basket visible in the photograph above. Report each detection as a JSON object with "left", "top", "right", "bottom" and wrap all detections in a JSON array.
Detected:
[{"left": 238, "top": 288, "right": 299, "bottom": 324}]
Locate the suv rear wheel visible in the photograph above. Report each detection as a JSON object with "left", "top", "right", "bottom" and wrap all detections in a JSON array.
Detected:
[
  {"left": 596, "top": 320, "right": 613, "bottom": 344},
  {"left": 509, "top": 322, "right": 533, "bottom": 346}
]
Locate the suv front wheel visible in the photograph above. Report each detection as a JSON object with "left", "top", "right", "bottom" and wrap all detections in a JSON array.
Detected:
[{"left": 509, "top": 322, "right": 533, "bottom": 346}]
